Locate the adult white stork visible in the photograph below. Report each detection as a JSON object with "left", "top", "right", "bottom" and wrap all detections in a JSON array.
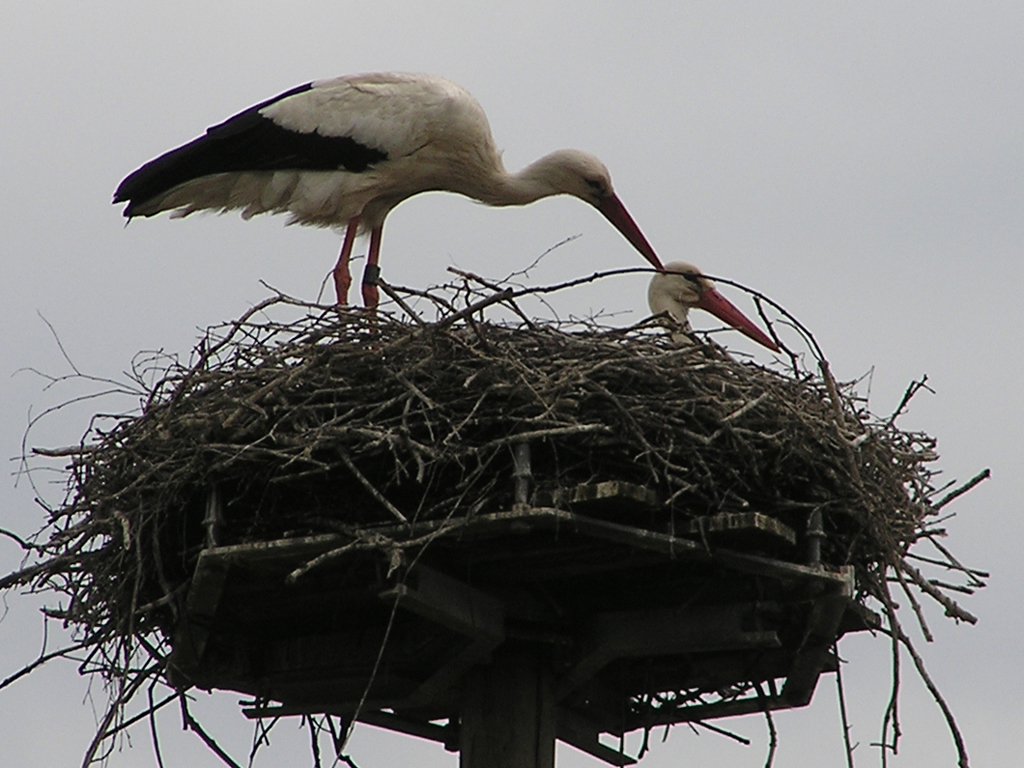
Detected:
[
  {"left": 648, "top": 261, "right": 780, "bottom": 351},
  {"left": 114, "top": 72, "right": 665, "bottom": 308}
]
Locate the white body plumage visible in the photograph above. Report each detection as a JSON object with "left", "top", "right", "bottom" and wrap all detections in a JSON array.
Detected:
[{"left": 115, "top": 72, "right": 664, "bottom": 307}]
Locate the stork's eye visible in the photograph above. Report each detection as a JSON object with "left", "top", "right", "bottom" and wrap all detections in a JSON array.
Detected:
[{"left": 585, "top": 178, "right": 607, "bottom": 196}]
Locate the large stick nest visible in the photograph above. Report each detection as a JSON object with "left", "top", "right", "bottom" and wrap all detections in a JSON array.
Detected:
[{"left": 3, "top": 273, "right": 986, "bottom": 765}]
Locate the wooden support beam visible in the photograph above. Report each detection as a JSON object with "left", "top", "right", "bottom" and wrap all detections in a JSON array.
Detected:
[
  {"left": 380, "top": 565, "right": 505, "bottom": 709},
  {"left": 402, "top": 639, "right": 500, "bottom": 711},
  {"left": 557, "top": 603, "right": 780, "bottom": 700},
  {"left": 557, "top": 709, "right": 637, "bottom": 766},
  {"left": 381, "top": 565, "right": 505, "bottom": 642},
  {"left": 624, "top": 594, "right": 852, "bottom": 726},
  {"left": 641, "top": 691, "right": 788, "bottom": 725},
  {"left": 460, "top": 647, "right": 556, "bottom": 768},
  {"left": 169, "top": 553, "right": 230, "bottom": 678},
  {"left": 203, "top": 485, "right": 223, "bottom": 548},
  {"left": 838, "top": 599, "right": 882, "bottom": 634},
  {"left": 180, "top": 505, "right": 866, "bottom": 744},
  {"left": 781, "top": 594, "right": 849, "bottom": 706},
  {"left": 357, "top": 710, "right": 459, "bottom": 751}
]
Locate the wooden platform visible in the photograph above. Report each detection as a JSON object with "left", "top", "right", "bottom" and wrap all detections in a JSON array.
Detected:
[{"left": 170, "top": 482, "right": 877, "bottom": 766}]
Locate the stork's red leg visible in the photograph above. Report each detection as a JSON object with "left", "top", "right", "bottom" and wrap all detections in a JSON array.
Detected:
[
  {"left": 332, "top": 216, "right": 360, "bottom": 305},
  {"left": 361, "top": 224, "right": 384, "bottom": 310}
]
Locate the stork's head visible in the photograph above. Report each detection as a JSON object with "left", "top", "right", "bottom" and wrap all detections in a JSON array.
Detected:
[
  {"left": 525, "top": 149, "right": 664, "bottom": 271},
  {"left": 649, "top": 262, "right": 780, "bottom": 352},
  {"left": 528, "top": 149, "right": 614, "bottom": 203}
]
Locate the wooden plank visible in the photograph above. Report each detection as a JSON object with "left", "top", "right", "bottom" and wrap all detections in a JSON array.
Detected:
[
  {"left": 186, "top": 552, "right": 231, "bottom": 621},
  {"left": 534, "top": 481, "right": 660, "bottom": 516},
  {"left": 193, "top": 508, "right": 707, "bottom": 574},
  {"left": 563, "top": 513, "right": 704, "bottom": 557},
  {"left": 402, "top": 640, "right": 498, "bottom": 710},
  {"left": 714, "top": 551, "right": 854, "bottom": 592},
  {"left": 685, "top": 512, "right": 797, "bottom": 546},
  {"left": 197, "top": 532, "right": 344, "bottom": 567},
  {"left": 244, "top": 703, "right": 458, "bottom": 748},
  {"left": 192, "top": 508, "right": 861, "bottom": 584}
]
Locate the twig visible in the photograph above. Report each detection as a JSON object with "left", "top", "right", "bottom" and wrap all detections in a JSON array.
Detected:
[
  {"left": 879, "top": 583, "right": 902, "bottom": 768},
  {"left": 377, "top": 279, "right": 427, "bottom": 326},
  {"left": 693, "top": 719, "right": 751, "bottom": 745},
  {"left": 501, "top": 233, "right": 582, "bottom": 282},
  {"left": 898, "top": 560, "right": 978, "bottom": 624},
  {"left": 933, "top": 469, "right": 990, "bottom": 511},
  {"left": 881, "top": 594, "right": 971, "bottom": 767},
  {"left": 885, "top": 376, "right": 933, "bottom": 427},
  {"left": 433, "top": 288, "right": 514, "bottom": 328},
  {"left": 721, "top": 392, "right": 770, "bottom": 424},
  {"left": 447, "top": 267, "right": 536, "bottom": 328},
  {"left": 835, "top": 641, "right": 857, "bottom": 768},
  {"left": 921, "top": 535, "right": 988, "bottom": 587},
  {"left": 337, "top": 448, "right": 407, "bottom": 522},
  {"left": 0, "top": 527, "right": 31, "bottom": 550},
  {"left": 692, "top": 720, "right": 749, "bottom": 745},
  {"left": 80, "top": 664, "right": 160, "bottom": 768},
  {"left": 286, "top": 538, "right": 365, "bottom": 584},
  {"left": 98, "top": 689, "right": 178, "bottom": 740},
  {"left": 905, "top": 551, "right": 989, "bottom": 580},
  {"left": 753, "top": 683, "right": 778, "bottom": 768},
  {"left": 893, "top": 564, "right": 934, "bottom": 642},
  {"left": 0, "top": 639, "right": 91, "bottom": 692},
  {"left": 31, "top": 445, "right": 99, "bottom": 457},
  {"left": 149, "top": 684, "right": 168, "bottom": 768},
  {"left": 179, "top": 694, "right": 245, "bottom": 768}
]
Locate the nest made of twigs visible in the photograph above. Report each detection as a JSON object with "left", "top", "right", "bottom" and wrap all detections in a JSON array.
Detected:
[
  {"left": 27, "top": 286, "right": 968, "bottom": 632},
  {"left": 4, "top": 273, "right": 987, "bottom": 766}
]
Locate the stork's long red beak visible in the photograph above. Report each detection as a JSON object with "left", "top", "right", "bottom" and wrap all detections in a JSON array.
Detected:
[
  {"left": 596, "top": 194, "right": 664, "bottom": 270},
  {"left": 696, "top": 287, "right": 780, "bottom": 352}
]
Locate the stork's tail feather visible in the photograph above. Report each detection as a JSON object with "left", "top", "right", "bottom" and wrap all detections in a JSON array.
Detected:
[
  {"left": 114, "top": 80, "right": 388, "bottom": 219},
  {"left": 114, "top": 135, "right": 227, "bottom": 217}
]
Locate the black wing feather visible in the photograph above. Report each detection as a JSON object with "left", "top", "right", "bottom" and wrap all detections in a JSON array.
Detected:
[{"left": 114, "top": 82, "right": 389, "bottom": 217}]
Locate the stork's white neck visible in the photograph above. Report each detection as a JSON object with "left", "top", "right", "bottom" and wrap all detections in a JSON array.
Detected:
[
  {"left": 648, "top": 287, "right": 693, "bottom": 325},
  {"left": 462, "top": 149, "right": 609, "bottom": 209},
  {"left": 471, "top": 156, "right": 566, "bottom": 207}
]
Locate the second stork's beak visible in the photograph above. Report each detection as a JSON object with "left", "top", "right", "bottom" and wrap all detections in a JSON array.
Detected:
[{"left": 695, "top": 286, "right": 780, "bottom": 352}]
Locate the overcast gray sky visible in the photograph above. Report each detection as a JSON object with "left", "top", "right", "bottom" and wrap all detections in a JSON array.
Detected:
[{"left": 2, "top": 2, "right": 1021, "bottom": 766}]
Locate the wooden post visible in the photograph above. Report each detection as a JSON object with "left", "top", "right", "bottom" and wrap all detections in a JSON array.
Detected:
[{"left": 460, "top": 646, "right": 555, "bottom": 768}]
